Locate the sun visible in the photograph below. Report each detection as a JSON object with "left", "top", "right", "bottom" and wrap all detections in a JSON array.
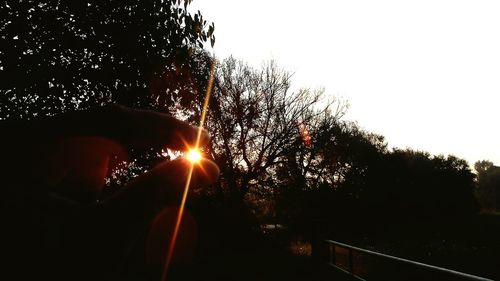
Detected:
[{"left": 186, "top": 149, "right": 202, "bottom": 163}]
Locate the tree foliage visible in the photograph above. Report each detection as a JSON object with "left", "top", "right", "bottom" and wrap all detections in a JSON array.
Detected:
[
  {"left": 475, "top": 160, "right": 500, "bottom": 211},
  {"left": 275, "top": 119, "right": 387, "bottom": 233},
  {"left": 197, "top": 56, "right": 479, "bottom": 233},
  {"left": 0, "top": 0, "right": 214, "bottom": 119},
  {"left": 205, "top": 57, "right": 346, "bottom": 200},
  {"left": 361, "top": 150, "right": 478, "bottom": 218}
]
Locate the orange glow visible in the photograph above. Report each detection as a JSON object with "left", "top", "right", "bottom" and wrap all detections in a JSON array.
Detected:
[
  {"left": 186, "top": 149, "right": 202, "bottom": 163},
  {"left": 298, "top": 121, "right": 312, "bottom": 147},
  {"left": 161, "top": 60, "right": 216, "bottom": 281}
]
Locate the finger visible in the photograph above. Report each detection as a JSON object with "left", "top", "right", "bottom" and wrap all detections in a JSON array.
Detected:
[
  {"left": 1, "top": 104, "right": 210, "bottom": 191},
  {"left": 97, "top": 105, "right": 210, "bottom": 151},
  {"left": 55, "top": 104, "right": 210, "bottom": 151},
  {"left": 103, "top": 157, "right": 219, "bottom": 221}
]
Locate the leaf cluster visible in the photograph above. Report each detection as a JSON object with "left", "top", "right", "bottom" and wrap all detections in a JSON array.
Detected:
[{"left": 0, "top": 0, "right": 214, "bottom": 119}]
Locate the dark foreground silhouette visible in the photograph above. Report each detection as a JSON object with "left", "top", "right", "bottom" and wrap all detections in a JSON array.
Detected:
[{"left": 0, "top": 105, "right": 220, "bottom": 280}]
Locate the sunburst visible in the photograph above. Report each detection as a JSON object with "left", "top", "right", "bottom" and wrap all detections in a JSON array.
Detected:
[
  {"left": 161, "top": 59, "right": 216, "bottom": 281},
  {"left": 186, "top": 148, "right": 202, "bottom": 163}
]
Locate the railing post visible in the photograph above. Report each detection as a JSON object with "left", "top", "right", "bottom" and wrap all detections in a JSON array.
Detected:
[
  {"left": 311, "top": 233, "right": 328, "bottom": 263},
  {"left": 348, "top": 248, "right": 354, "bottom": 275},
  {"left": 328, "top": 244, "right": 336, "bottom": 265}
]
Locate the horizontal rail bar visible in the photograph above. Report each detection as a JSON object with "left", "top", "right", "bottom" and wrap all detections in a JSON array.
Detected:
[{"left": 324, "top": 239, "right": 493, "bottom": 281}]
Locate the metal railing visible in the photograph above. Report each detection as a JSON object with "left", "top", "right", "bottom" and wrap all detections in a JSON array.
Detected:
[{"left": 317, "top": 240, "right": 494, "bottom": 281}]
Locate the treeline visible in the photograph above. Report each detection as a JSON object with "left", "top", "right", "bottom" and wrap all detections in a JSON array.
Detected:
[
  {"left": 192, "top": 57, "right": 479, "bottom": 240},
  {"left": 179, "top": 59, "right": 488, "bottom": 281}
]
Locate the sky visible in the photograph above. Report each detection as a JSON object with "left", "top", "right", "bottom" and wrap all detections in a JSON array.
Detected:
[{"left": 190, "top": 0, "right": 500, "bottom": 167}]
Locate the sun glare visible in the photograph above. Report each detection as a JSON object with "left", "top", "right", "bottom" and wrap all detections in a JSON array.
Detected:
[
  {"left": 186, "top": 149, "right": 202, "bottom": 163},
  {"left": 162, "top": 60, "right": 215, "bottom": 281}
]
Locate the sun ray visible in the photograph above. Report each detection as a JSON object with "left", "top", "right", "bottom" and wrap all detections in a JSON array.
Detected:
[{"left": 161, "top": 58, "right": 216, "bottom": 281}]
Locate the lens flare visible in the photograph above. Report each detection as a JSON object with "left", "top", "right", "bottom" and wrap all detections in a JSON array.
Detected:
[
  {"left": 161, "top": 59, "right": 216, "bottom": 281},
  {"left": 186, "top": 149, "right": 202, "bottom": 163}
]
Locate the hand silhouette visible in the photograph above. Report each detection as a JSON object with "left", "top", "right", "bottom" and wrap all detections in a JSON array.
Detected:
[{"left": 0, "top": 104, "right": 219, "bottom": 280}]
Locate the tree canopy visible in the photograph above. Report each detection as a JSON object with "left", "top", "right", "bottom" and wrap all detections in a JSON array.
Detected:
[
  {"left": 195, "top": 57, "right": 479, "bottom": 234},
  {"left": 205, "top": 57, "right": 346, "bottom": 199},
  {"left": 0, "top": 0, "right": 214, "bottom": 119},
  {"left": 475, "top": 160, "right": 500, "bottom": 211}
]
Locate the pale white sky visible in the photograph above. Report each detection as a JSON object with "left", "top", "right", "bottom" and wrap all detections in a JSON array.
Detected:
[{"left": 190, "top": 0, "right": 500, "bottom": 167}]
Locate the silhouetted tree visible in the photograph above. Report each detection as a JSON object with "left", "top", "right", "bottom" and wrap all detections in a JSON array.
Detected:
[
  {"left": 475, "top": 160, "right": 500, "bottom": 211},
  {"left": 359, "top": 150, "right": 478, "bottom": 219},
  {"left": 205, "top": 57, "right": 345, "bottom": 200},
  {"left": 275, "top": 128, "right": 478, "bottom": 238},
  {"left": 275, "top": 119, "right": 386, "bottom": 235},
  {"left": 0, "top": 0, "right": 215, "bottom": 119}
]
